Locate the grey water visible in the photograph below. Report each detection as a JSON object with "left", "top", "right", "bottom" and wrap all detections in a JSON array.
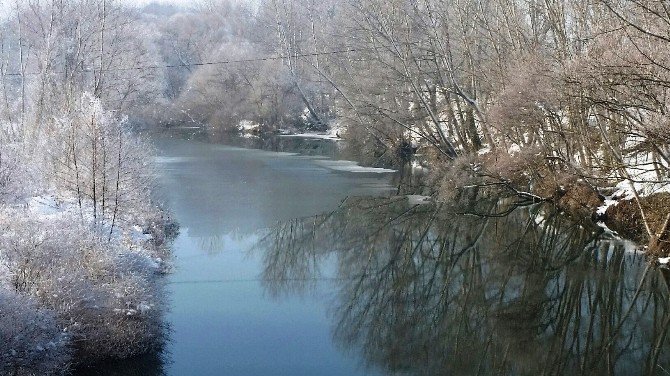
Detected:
[
  {"left": 80, "top": 131, "right": 670, "bottom": 375},
  {"left": 155, "top": 133, "right": 395, "bottom": 376}
]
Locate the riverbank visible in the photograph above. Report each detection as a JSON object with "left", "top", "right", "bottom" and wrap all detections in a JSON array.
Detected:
[
  {"left": 199, "top": 125, "right": 669, "bottom": 259},
  {"left": 0, "top": 197, "right": 175, "bottom": 375},
  {"left": 0, "top": 97, "right": 177, "bottom": 375},
  {"left": 429, "top": 145, "right": 670, "bottom": 258}
]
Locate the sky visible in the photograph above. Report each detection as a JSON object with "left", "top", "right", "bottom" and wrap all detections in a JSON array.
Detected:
[
  {"left": 120, "top": 0, "right": 195, "bottom": 7},
  {"left": 0, "top": 0, "right": 257, "bottom": 21},
  {"left": 120, "top": 0, "right": 256, "bottom": 8}
]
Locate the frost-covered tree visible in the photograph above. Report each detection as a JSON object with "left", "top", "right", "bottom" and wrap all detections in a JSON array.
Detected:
[{"left": 46, "top": 93, "right": 155, "bottom": 235}]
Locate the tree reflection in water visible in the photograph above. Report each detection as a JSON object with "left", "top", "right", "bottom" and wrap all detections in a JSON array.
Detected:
[{"left": 257, "top": 194, "right": 670, "bottom": 375}]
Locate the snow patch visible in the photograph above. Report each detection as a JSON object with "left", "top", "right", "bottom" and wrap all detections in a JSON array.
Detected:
[
  {"left": 407, "top": 195, "right": 431, "bottom": 205},
  {"left": 411, "top": 160, "right": 427, "bottom": 171},
  {"left": 596, "top": 199, "right": 619, "bottom": 216},
  {"left": 478, "top": 146, "right": 492, "bottom": 156},
  {"left": 508, "top": 144, "right": 521, "bottom": 155},
  {"left": 315, "top": 160, "right": 396, "bottom": 174},
  {"left": 608, "top": 150, "right": 670, "bottom": 198},
  {"left": 278, "top": 132, "right": 342, "bottom": 141},
  {"left": 238, "top": 120, "right": 260, "bottom": 133},
  {"left": 28, "top": 196, "right": 62, "bottom": 215}
]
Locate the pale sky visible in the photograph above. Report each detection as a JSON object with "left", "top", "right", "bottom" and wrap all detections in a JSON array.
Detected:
[
  {"left": 0, "top": 0, "right": 256, "bottom": 19},
  {"left": 124, "top": 0, "right": 192, "bottom": 5},
  {"left": 120, "top": 0, "right": 201, "bottom": 8},
  {"left": 0, "top": 0, "right": 196, "bottom": 18}
]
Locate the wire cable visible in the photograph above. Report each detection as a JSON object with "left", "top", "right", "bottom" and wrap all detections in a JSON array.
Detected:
[{"left": 2, "top": 47, "right": 370, "bottom": 77}]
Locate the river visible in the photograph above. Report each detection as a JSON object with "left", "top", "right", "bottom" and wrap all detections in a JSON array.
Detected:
[{"left": 79, "top": 130, "right": 670, "bottom": 375}]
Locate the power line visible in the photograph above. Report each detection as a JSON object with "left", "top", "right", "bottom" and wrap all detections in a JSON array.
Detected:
[
  {"left": 2, "top": 47, "right": 370, "bottom": 77},
  {"left": 169, "top": 277, "right": 354, "bottom": 285}
]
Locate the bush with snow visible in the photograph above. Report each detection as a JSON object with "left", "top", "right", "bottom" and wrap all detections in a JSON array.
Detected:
[
  {"left": 0, "top": 145, "right": 42, "bottom": 205},
  {"left": 0, "top": 93, "right": 173, "bottom": 373},
  {"left": 0, "top": 289, "right": 71, "bottom": 376},
  {"left": 0, "top": 206, "right": 167, "bottom": 367}
]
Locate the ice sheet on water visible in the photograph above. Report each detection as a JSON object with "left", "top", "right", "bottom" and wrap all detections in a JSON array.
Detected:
[
  {"left": 154, "top": 156, "right": 195, "bottom": 164},
  {"left": 315, "top": 159, "right": 396, "bottom": 173},
  {"left": 407, "top": 195, "right": 431, "bottom": 205},
  {"left": 278, "top": 132, "right": 342, "bottom": 141}
]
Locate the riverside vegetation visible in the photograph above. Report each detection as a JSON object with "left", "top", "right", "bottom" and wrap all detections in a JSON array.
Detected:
[
  {"left": 0, "top": 94, "right": 176, "bottom": 375},
  {"left": 0, "top": 1, "right": 175, "bottom": 374},
  {"left": 142, "top": 0, "right": 670, "bottom": 256},
  {"left": 1, "top": 0, "right": 670, "bottom": 374}
]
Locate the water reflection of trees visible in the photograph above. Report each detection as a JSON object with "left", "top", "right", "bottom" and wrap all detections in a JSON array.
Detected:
[
  {"left": 258, "top": 196, "right": 670, "bottom": 375},
  {"left": 72, "top": 351, "right": 166, "bottom": 376}
]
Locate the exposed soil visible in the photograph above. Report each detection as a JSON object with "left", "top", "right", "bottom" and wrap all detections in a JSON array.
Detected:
[{"left": 604, "top": 193, "right": 670, "bottom": 255}]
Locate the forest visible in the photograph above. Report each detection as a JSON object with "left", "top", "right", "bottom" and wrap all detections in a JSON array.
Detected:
[{"left": 0, "top": 0, "right": 668, "bottom": 374}]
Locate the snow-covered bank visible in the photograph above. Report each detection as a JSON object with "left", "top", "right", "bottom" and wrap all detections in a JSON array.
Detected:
[
  {"left": 0, "top": 95, "right": 176, "bottom": 375},
  {"left": 407, "top": 195, "right": 432, "bottom": 205},
  {"left": 277, "top": 123, "right": 345, "bottom": 141},
  {"left": 1, "top": 196, "right": 174, "bottom": 375},
  {"left": 0, "top": 205, "right": 174, "bottom": 371},
  {"left": 315, "top": 159, "right": 397, "bottom": 174},
  {"left": 278, "top": 132, "right": 342, "bottom": 141}
]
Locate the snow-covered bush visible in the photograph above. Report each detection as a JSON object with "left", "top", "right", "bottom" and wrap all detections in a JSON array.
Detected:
[
  {"left": 0, "top": 145, "right": 42, "bottom": 205},
  {"left": 0, "top": 289, "right": 71, "bottom": 376},
  {"left": 0, "top": 93, "right": 171, "bottom": 371},
  {"left": 0, "top": 213, "right": 166, "bottom": 364},
  {"left": 0, "top": 258, "right": 12, "bottom": 289}
]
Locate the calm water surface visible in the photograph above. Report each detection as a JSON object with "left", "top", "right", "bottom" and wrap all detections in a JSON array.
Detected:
[
  {"left": 155, "top": 133, "right": 395, "bottom": 376},
  {"left": 79, "top": 131, "right": 670, "bottom": 375}
]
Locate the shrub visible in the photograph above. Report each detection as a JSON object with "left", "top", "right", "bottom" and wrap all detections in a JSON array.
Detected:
[
  {"left": 0, "top": 212, "right": 166, "bottom": 367},
  {"left": 0, "top": 289, "right": 71, "bottom": 376}
]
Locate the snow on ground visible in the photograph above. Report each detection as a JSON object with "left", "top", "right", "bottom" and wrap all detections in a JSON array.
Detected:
[
  {"left": 407, "top": 195, "right": 431, "bottom": 205},
  {"left": 594, "top": 150, "right": 669, "bottom": 218},
  {"left": 478, "top": 146, "right": 492, "bottom": 156},
  {"left": 595, "top": 174, "right": 670, "bottom": 216},
  {"left": 411, "top": 160, "right": 427, "bottom": 171},
  {"left": 238, "top": 120, "right": 260, "bottom": 133},
  {"left": 315, "top": 159, "right": 396, "bottom": 173},
  {"left": 25, "top": 194, "right": 153, "bottom": 246},
  {"left": 508, "top": 143, "right": 521, "bottom": 155},
  {"left": 613, "top": 150, "right": 670, "bottom": 198},
  {"left": 615, "top": 177, "right": 670, "bottom": 198},
  {"left": 596, "top": 198, "right": 619, "bottom": 216},
  {"left": 278, "top": 132, "right": 342, "bottom": 141},
  {"left": 28, "top": 196, "right": 62, "bottom": 215},
  {"left": 278, "top": 123, "right": 345, "bottom": 141}
]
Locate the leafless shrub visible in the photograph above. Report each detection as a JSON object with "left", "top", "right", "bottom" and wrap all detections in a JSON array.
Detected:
[
  {"left": 0, "top": 213, "right": 166, "bottom": 366},
  {"left": 0, "top": 289, "right": 71, "bottom": 376}
]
